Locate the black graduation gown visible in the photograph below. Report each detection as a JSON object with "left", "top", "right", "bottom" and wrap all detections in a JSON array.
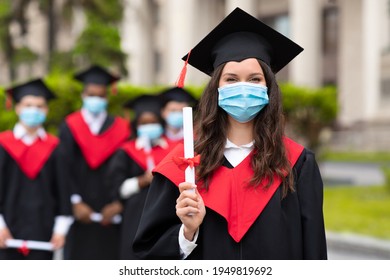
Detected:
[
  {"left": 59, "top": 112, "right": 129, "bottom": 260},
  {"left": 107, "top": 149, "right": 147, "bottom": 260},
  {"left": 133, "top": 144, "right": 327, "bottom": 260},
  {"left": 0, "top": 133, "right": 71, "bottom": 260},
  {"left": 107, "top": 139, "right": 176, "bottom": 259}
]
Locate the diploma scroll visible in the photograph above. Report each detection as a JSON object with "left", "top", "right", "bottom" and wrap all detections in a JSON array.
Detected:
[
  {"left": 6, "top": 239, "right": 54, "bottom": 251},
  {"left": 183, "top": 107, "right": 196, "bottom": 188},
  {"left": 90, "top": 212, "right": 122, "bottom": 224}
]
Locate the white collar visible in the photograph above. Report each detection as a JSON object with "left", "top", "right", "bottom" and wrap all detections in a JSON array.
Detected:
[
  {"left": 224, "top": 138, "right": 254, "bottom": 168},
  {"left": 135, "top": 137, "right": 168, "bottom": 150},
  {"left": 80, "top": 108, "right": 107, "bottom": 135},
  {"left": 13, "top": 123, "right": 47, "bottom": 144},
  {"left": 165, "top": 128, "right": 184, "bottom": 141},
  {"left": 225, "top": 138, "right": 254, "bottom": 149}
]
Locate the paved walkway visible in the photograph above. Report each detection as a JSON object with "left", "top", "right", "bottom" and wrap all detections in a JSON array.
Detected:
[
  {"left": 319, "top": 161, "right": 385, "bottom": 186},
  {"left": 327, "top": 231, "right": 390, "bottom": 259}
]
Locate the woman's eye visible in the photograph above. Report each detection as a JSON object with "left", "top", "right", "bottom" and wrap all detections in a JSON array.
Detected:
[
  {"left": 249, "top": 77, "right": 261, "bottom": 82},
  {"left": 225, "top": 77, "right": 237, "bottom": 82}
]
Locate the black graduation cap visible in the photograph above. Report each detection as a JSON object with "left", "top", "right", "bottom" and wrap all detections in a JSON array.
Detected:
[
  {"left": 181, "top": 7, "right": 303, "bottom": 75},
  {"left": 74, "top": 65, "right": 120, "bottom": 86},
  {"left": 6, "top": 78, "right": 55, "bottom": 103},
  {"left": 159, "top": 87, "right": 197, "bottom": 106},
  {"left": 124, "top": 94, "right": 163, "bottom": 118}
]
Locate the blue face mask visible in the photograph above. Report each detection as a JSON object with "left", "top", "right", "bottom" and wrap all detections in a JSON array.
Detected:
[
  {"left": 82, "top": 96, "right": 108, "bottom": 114},
  {"left": 166, "top": 111, "right": 184, "bottom": 129},
  {"left": 137, "top": 123, "right": 164, "bottom": 141},
  {"left": 218, "top": 82, "right": 269, "bottom": 123},
  {"left": 19, "top": 107, "right": 47, "bottom": 127}
]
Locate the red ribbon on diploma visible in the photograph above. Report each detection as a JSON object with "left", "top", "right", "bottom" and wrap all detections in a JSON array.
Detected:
[
  {"left": 172, "top": 154, "right": 201, "bottom": 171},
  {"left": 18, "top": 241, "right": 30, "bottom": 256}
]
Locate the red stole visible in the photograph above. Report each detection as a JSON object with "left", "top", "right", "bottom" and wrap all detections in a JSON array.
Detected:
[
  {"left": 121, "top": 138, "right": 174, "bottom": 171},
  {"left": 153, "top": 137, "right": 304, "bottom": 243},
  {"left": 0, "top": 131, "right": 59, "bottom": 179},
  {"left": 65, "top": 111, "right": 130, "bottom": 169}
]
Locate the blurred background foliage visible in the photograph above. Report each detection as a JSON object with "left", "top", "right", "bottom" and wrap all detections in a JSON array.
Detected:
[{"left": 0, "top": 0, "right": 126, "bottom": 79}]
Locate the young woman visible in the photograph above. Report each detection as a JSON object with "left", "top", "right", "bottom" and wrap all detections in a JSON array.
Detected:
[
  {"left": 133, "top": 7, "right": 327, "bottom": 260},
  {"left": 107, "top": 95, "right": 177, "bottom": 259}
]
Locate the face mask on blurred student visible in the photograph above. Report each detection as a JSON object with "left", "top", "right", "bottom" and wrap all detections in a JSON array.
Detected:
[
  {"left": 19, "top": 107, "right": 47, "bottom": 128},
  {"left": 82, "top": 96, "right": 108, "bottom": 114},
  {"left": 218, "top": 82, "right": 269, "bottom": 123},
  {"left": 166, "top": 111, "right": 184, "bottom": 129},
  {"left": 137, "top": 123, "right": 164, "bottom": 141}
]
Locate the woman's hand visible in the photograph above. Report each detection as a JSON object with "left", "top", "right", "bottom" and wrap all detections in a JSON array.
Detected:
[
  {"left": 138, "top": 171, "right": 153, "bottom": 188},
  {"left": 72, "top": 202, "right": 93, "bottom": 223},
  {"left": 100, "top": 201, "right": 123, "bottom": 226},
  {"left": 50, "top": 234, "right": 65, "bottom": 250},
  {"left": 176, "top": 182, "right": 206, "bottom": 241},
  {"left": 0, "top": 227, "right": 13, "bottom": 248}
]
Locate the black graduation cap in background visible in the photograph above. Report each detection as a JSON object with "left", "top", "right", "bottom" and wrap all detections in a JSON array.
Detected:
[
  {"left": 74, "top": 65, "right": 120, "bottom": 86},
  {"left": 124, "top": 95, "right": 163, "bottom": 118},
  {"left": 181, "top": 7, "right": 303, "bottom": 76},
  {"left": 159, "top": 87, "right": 197, "bottom": 107},
  {"left": 6, "top": 78, "right": 55, "bottom": 103}
]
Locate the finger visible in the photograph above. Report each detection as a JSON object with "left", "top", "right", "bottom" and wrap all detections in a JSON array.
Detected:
[
  {"left": 176, "top": 197, "right": 199, "bottom": 209},
  {"left": 176, "top": 191, "right": 198, "bottom": 204},
  {"left": 176, "top": 206, "right": 200, "bottom": 217},
  {"left": 178, "top": 182, "right": 197, "bottom": 193}
]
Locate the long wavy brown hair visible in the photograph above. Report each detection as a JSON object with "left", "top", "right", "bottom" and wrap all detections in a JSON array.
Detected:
[{"left": 194, "top": 59, "right": 294, "bottom": 198}]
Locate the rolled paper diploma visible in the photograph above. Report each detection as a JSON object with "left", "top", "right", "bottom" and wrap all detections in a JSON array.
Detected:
[
  {"left": 6, "top": 239, "right": 54, "bottom": 251},
  {"left": 183, "top": 107, "right": 195, "bottom": 189},
  {"left": 90, "top": 212, "right": 122, "bottom": 224}
]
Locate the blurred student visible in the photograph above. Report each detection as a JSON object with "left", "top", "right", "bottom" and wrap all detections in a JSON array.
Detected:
[
  {"left": 0, "top": 79, "right": 72, "bottom": 260},
  {"left": 159, "top": 87, "right": 197, "bottom": 143},
  {"left": 60, "top": 65, "right": 130, "bottom": 260},
  {"left": 107, "top": 95, "right": 174, "bottom": 259}
]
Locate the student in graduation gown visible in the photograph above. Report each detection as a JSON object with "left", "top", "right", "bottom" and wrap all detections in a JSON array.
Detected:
[
  {"left": 60, "top": 65, "right": 130, "bottom": 260},
  {"left": 0, "top": 79, "right": 73, "bottom": 260},
  {"left": 107, "top": 95, "right": 175, "bottom": 259},
  {"left": 133, "top": 8, "right": 327, "bottom": 260},
  {"left": 159, "top": 87, "right": 197, "bottom": 144}
]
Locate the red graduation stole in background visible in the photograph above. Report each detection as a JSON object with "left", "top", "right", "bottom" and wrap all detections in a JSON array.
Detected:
[
  {"left": 153, "top": 137, "right": 304, "bottom": 243},
  {"left": 0, "top": 131, "right": 59, "bottom": 179},
  {"left": 66, "top": 111, "right": 130, "bottom": 169},
  {"left": 121, "top": 138, "right": 173, "bottom": 171}
]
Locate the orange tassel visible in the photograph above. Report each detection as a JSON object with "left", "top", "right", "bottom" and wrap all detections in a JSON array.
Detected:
[{"left": 175, "top": 49, "right": 192, "bottom": 88}]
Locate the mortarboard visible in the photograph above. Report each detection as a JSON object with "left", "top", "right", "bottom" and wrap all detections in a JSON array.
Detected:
[
  {"left": 159, "top": 87, "right": 197, "bottom": 106},
  {"left": 181, "top": 7, "right": 303, "bottom": 76},
  {"left": 124, "top": 95, "right": 163, "bottom": 118},
  {"left": 74, "top": 65, "right": 120, "bottom": 86},
  {"left": 6, "top": 78, "right": 55, "bottom": 104}
]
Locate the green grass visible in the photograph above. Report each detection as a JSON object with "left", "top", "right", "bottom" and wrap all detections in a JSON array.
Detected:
[
  {"left": 324, "top": 186, "right": 390, "bottom": 240},
  {"left": 319, "top": 151, "right": 390, "bottom": 163}
]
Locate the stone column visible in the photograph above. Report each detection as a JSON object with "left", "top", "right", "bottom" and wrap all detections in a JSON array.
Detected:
[
  {"left": 338, "top": 0, "right": 364, "bottom": 125},
  {"left": 121, "top": 0, "right": 154, "bottom": 85},
  {"left": 162, "top": 0, "right": 197, "bottom": 86},
  {"left": 225, "top": 0, "right": 257, "bottom": 16},
  {"left": 289, "top": 0, "right": 322, "bottom": 87},
  {"left": 361, "top": 0, "right": 382, "bottom": 121}
]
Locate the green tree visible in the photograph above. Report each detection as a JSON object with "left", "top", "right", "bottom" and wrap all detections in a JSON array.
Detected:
[
  {"left": 0, "top": 0, "right": 38, "bottom": 80},
  {"left": 72, "top": 0, "right": 127, "bottom": 74},
  {"left": 281, "top": 83, "right": 338, "bottom": 151}
]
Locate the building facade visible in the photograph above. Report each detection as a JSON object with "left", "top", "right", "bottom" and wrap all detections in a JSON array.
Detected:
[{"left": 121, "top": 0, "right": 390, "bottom": 129}]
